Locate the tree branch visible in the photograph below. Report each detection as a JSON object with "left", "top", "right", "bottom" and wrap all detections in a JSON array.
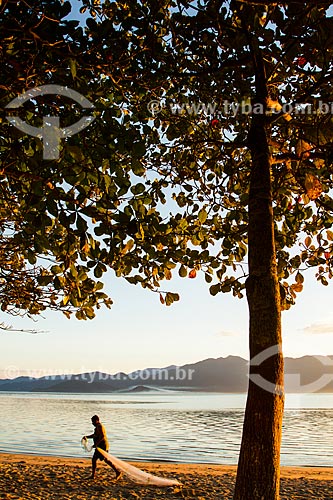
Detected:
[{"left": 0, "top": 322, "right": 47, "bottom": 334}]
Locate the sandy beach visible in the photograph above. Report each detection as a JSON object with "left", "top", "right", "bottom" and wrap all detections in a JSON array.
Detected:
[{"left": 1, "top": 453, "right": 332, "bottom": 499}]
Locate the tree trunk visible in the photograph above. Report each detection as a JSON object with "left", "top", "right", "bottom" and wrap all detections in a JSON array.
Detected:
[{"left": 233, "top": 83, "right": 284, "bottom": 497}]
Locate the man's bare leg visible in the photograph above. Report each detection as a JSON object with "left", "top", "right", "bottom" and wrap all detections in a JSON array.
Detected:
[
  {"left": 91, "top": 456, "right": 97, "bottom": 479},
  {"left": 104, "top": 458, "right": 122, "bottom": 480}
]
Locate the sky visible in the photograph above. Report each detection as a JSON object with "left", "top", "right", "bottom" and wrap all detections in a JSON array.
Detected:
[
  {"left": 0, "top": 266, "right": 332, "bottom": 379},
  {"left": 0, "top": 1, "right": 332, "bottom": 379}
]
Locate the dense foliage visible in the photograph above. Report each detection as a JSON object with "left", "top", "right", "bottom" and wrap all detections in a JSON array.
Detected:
[{"left": 1, "top": 0, "right": 332, "bottom": 321}]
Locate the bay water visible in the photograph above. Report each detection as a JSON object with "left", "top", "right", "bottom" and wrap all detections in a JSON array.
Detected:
[{"left": 0, "top": 392, "right": 332, "bottom": 466}]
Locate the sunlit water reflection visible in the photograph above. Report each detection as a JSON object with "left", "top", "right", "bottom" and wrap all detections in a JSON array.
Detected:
[{"left": 0, "top": 392, "right": 332, "bottom": 466}]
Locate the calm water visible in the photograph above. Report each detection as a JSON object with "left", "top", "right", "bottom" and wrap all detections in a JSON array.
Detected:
[{"left": 0, "top": 392, "right": 332, "bottom": 466}]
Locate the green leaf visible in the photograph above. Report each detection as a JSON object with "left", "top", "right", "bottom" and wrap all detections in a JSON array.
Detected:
[
  {"left": 132, "top": 158, "right": 146, "bottom": 176},
  {"left": 132, "top": 142, "right": 146, "bottom": 158},
  {"left": 131, "top": 183, "right": 145, "bottom": 195},
  {"left": 75, "top": 310, "right": 86, "bottom": 320},
  {"left": 67, "top": 145, "right": 84, "bottom": 161},
  {"left": 51, "top": 265, "right": 63, "bottom": 275},
  {"left": 198, "top": 209, "right": 208, "bottom": 224},
  {"left": 37, "top": 275, "right": 53, "bottom": 286},
  {"left": 77, "top": 215, "right": 88, "bottom": 232},
  {"left": 209, "top": 284, "right": 221, "bottom": 296},
  {"left": 84, "top": 307, "right": 95, "bottom": 319},
  {"left": 94, "top": 263, "right": 104, "bottom": 278},
  {"left": 27, "top": 250, "right": 37, "bottom": 265},
  {"left": 179, "top": 265, "right": 187, "bottom": 277},
  {"left": 164, "top": 292, "right": 180, "bottom": 306},
  {"left": 205, "top": 273, "right": 213, "bottom": 283},
  {"left": 69, "top": 58, "right": 77, "bottom": 79}
]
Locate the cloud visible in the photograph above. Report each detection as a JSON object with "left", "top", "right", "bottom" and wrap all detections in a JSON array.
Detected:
[
  {"left": 303, "top": 323, "right": 333, "bottom": 335},
  {"left": 215, "top": 330, "right": 237, "bottom": 337}
]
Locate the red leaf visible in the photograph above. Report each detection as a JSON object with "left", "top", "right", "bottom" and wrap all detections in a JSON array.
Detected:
[
  {"left": 159, "top": 293, "right": 165, "bottom": 304},
  {"left": 188, "top": 269, "right": 197, "bottom": 279},
  {"left": 296, "top": 56, "right": 307, "bottom": 66}
]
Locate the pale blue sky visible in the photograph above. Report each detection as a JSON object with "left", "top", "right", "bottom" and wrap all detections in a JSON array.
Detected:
[{"left": 0, "top": 267, "right": 332, "bottom": 378}]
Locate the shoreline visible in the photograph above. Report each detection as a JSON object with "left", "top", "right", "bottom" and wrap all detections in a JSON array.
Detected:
[
  {"left": 1, "top": 453, "right": 333, "bottom": 499},
  {"left": 1, "top": 452, "right": 333, "bottom": 476},
  {"left": 1, "top": 452, "right": 333, "bottom": 477}
]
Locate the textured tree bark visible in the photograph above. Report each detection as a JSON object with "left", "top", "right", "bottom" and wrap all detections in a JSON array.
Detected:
[
  {"left": 233, "top": 118, "right": 284, "bottom": 499},
  {"left": 233, "top": 42, "right": 284, "bottom": 499}
]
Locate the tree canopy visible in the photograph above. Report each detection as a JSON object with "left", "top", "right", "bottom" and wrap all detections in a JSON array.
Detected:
[{"left": 1, "top": 0, "right": 332, "bottom": 320}]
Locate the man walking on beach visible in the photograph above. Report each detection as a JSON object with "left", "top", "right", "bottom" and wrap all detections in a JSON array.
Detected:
[{"left": 83, "top": 415, "right": 122, "bottom": 480}]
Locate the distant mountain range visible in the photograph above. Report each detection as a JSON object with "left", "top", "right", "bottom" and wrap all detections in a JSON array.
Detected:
[{"left": 1, "top": 355, "right": 333, "bottom": 393}]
